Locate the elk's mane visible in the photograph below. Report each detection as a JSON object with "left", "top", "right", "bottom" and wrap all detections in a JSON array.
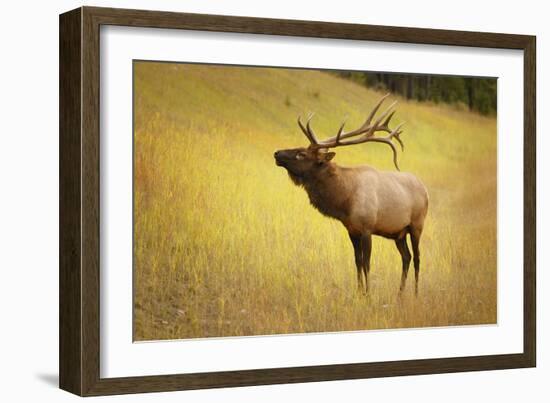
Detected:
[{"left": 287, "top": 171, "right": 305, "bottom": 186}]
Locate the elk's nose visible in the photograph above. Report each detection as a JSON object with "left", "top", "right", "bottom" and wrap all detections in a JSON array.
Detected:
[{"left": 274, "top": 151, "right": 280, "bottom": 158}]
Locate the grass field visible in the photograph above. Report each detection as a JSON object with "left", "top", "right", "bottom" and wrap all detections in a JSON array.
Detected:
[{"left": 133, "top": 61, "right": 497, "bottom": 341}]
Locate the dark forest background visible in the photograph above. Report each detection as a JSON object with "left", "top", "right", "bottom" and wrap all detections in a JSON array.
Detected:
[{"left": 333, "top": 71, "right": 497, "bottom": 116}]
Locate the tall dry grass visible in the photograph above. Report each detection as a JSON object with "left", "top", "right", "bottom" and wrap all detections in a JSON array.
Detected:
[{"left": 133, "top": 62, "right": 496, "bottom": 341}]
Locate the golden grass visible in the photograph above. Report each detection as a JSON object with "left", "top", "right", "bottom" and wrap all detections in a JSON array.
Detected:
[{"left": 133, "top": 62, "right": 497, "bottom": 341}]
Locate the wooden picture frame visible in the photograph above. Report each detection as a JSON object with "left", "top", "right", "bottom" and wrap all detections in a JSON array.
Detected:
[{"left": 59, "top": 6, "right": 536, "bottom": 396}]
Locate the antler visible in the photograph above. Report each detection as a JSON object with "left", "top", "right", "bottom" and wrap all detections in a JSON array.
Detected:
[
  {"left": 297, "top": 112, "right": 325, "bottom": 146},
  {"left": 297, "top": 94, "right": 405, "bottom": 170}
]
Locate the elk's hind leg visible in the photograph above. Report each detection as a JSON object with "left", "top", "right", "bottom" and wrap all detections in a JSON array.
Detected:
[
  {"left": 348, "top": 233, "right": 364, "bottom": 293},
  {"left": 395, "top": 235, "right": 411, "bottom": 293},
  {"left": 410, "top": 227, "right": 423, "bottom": 296}
]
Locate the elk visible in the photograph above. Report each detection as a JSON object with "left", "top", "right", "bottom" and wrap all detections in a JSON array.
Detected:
[{"left": 274, "top": 94, "right": 428, "bottom": 295}]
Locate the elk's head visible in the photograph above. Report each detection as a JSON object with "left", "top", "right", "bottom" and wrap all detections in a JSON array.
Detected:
[
  {"left": 274, "top": 147, "right": 335, "bottom": 184},
  {"left": 274, "top": 94, "right": 406, "bottom": 183}
]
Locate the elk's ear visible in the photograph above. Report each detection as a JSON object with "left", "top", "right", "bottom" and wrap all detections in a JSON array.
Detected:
[{"left": 322, "top": 152, "right": 336, "bottom": 162}]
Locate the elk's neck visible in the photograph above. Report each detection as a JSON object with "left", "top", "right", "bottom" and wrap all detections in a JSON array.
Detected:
[{"left": 300, "top": 163, "right": 352, "bottom": 221}]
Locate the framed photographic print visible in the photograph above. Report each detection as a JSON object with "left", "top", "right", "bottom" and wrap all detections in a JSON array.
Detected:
[{"left": 59, "top": 6, "right": 536, "bottom": 396}]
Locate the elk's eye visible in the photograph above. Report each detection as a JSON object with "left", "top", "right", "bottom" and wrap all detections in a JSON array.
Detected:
[{"left": 296, "top": 152, "right": 306, "bottom": 160}]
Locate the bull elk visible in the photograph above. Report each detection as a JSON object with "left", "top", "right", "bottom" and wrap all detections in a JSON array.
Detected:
[{"left": 274, "top": 94, "right": 428, "bottom": 295}]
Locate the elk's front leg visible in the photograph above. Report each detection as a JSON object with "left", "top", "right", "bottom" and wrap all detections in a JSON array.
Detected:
[
  {"left": 361, "top": 233, "right": 372, "bottom": 294},
  {"left": 348, "top": 233, "right": 363, "bottom": 292}
]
